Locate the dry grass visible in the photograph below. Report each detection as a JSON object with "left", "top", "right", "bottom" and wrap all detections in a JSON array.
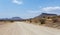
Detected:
[
  {"left": 0, "top": 21, "right": 14, "bottom": 25},
  {"left": 26, "top": 17, "right": 60, "bottom": 29}
]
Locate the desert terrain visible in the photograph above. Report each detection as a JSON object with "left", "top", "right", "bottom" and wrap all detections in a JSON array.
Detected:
[{"left": 0, "top": 21, "right": 60, "bottom": 35}]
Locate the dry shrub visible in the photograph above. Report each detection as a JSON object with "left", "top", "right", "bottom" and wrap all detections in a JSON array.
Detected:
[{"left": 40, "top": 18, "right": 46, "bottom": 24}]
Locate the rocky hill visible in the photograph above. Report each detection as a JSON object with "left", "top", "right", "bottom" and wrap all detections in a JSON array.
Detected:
[{"left": 26, "top": 13, "right": 60, "bottom": 29}]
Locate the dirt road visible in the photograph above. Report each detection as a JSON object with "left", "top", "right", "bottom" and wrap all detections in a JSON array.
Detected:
[{"left": 0, "top": 22, "right": 60, "bottom": 35}]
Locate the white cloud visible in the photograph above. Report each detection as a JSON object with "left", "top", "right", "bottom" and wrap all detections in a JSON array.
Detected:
[
  {"left": 12, "top": 0, "right": 23, "bottom": 5},
  {"left": 41, "top": 7, "right": 60, "bottom": 13},
  {"left": 27, "top": 6, "right": 60, "bottom": 15}
]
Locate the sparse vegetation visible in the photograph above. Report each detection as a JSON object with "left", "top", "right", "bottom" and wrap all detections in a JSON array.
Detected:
[
  {"left": 40, "top": 18, "right": 46, "bottom": 24},
  {"left": 25, "top": 13, "right": 60, "bottom": 29}
]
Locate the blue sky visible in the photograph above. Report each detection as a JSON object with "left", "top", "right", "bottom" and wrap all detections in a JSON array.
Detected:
[{"left": 0, "top": 0, "right": 60, "bottom": 19}]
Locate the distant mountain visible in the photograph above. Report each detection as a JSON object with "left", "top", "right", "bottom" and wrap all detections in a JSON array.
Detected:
[
  {"left": 10, "top": 17, "right": 23, "bottom": 20},
  {"left": 40, "top": 13, "right": 57, "bottom": 16},
  {"left": 34, "top": 13, "right": 57, "bottom": 18},
  {"left": 0, "top": 17, "right": 23, "bottom": 21}
]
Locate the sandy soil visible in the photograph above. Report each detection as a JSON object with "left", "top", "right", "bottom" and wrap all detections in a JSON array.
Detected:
[{"left": 0, "top": 22, "right": 60, "bottom": 35}]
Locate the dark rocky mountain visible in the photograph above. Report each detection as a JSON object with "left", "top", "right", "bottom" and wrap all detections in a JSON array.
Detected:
[
  {"left": 34, "top": 13, "right": 57, "bottom": 18},
  {"left": 10, "top": 17, "right": 23, "bottom": 20},
  {"left": 0, "top": 17, "right": 23, "bottom": 21},
  {"left": 40, "top": 13, "right": 57, "bottom": 16}
]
